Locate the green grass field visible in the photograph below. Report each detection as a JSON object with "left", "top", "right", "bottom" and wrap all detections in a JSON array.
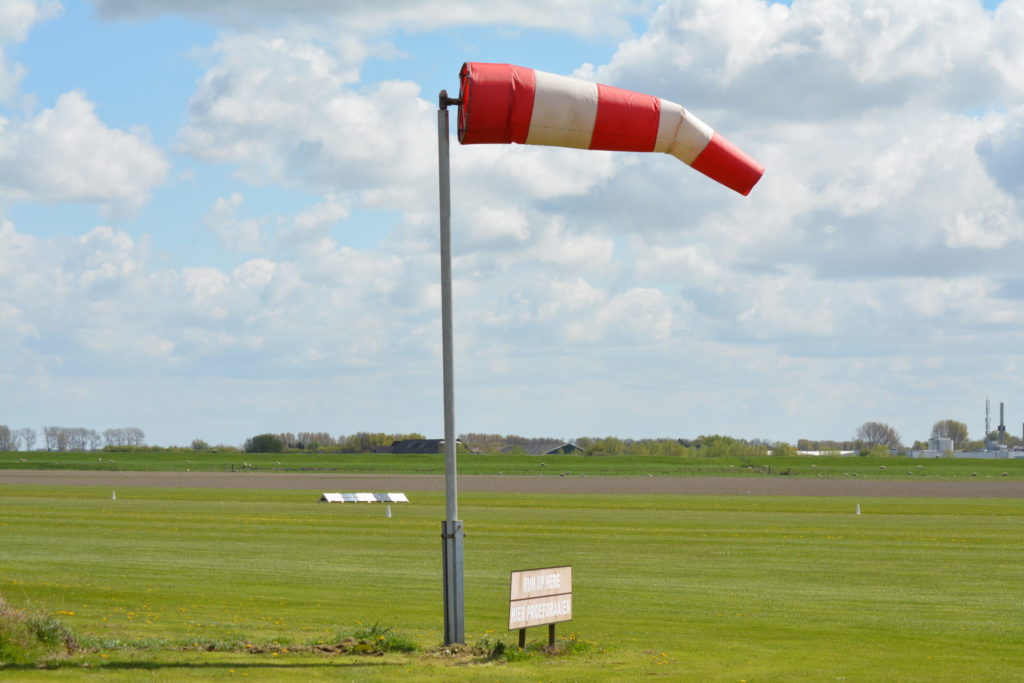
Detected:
[
  {"left": 3, "top": 450, "right": 1023, "bottom": 479},
  {"left": 1, "top": 484, "right": 1021, "bottom": 680}
]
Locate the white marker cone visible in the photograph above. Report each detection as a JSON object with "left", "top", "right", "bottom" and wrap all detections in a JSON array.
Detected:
[
  {"left": 855, "top": 504, "right": 861, "bottom": 515},
  {"left": 112, "top": 491, "right": 116, "bottom": 501},
  {"left": 385, "top": 505, "right": 392, "bottom": 518}
]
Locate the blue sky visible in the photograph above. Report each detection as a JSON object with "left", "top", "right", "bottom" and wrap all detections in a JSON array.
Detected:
[{"left": 1, "top": 0, "right": 1022, "bottom": 448}]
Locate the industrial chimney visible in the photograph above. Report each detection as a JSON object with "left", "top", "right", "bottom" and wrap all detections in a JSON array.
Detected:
[{"left": 998, "top": 402, "right": 1006, "bottom": 445}]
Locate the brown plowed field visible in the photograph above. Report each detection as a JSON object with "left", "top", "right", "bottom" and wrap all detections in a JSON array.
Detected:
[{"left": 2, "top": 470, "right": 1022, "bottom": 497}]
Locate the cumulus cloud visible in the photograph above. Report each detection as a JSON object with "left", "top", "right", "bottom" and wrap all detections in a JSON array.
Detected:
[
  {"left": 94, "top": 0, "right": 641, "bottom": 36},
  {"left": 178, "top": 34, "right": 435, "bottom": 198},
  {"left": 165, "top": 1, "right": 1024, "bottom": 387},
  {"left": 591, "top": 0, "right": 1021, "bottom": 121},
  {"left": 10, "top": 0, "right": 1024, "bottom": 445},
  {"left": 204, "top": 193, "right": 264, "bottom": 252},
  {"left": 0, "top": 0, "right": 60, "bottom": 42},
  {"left": 0, "top": 0, "right": 61, "bottom": 102},
  {"left": 0, "top": 91, "right": 168, "bottom": 204},
  {"left": 0, "top": 217, "right": 443, "bottom": 381},
  {"left": 541, "top": 0, "right": 1024, "bottom": 354},
  {"left": 976, "top": 107, "right": 1024, "bottom": 200}
]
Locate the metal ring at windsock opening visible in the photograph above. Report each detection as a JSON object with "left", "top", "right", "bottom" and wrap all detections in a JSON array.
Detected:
[{"left": 456, "top": 61, "right": 763, "bottom": 196}]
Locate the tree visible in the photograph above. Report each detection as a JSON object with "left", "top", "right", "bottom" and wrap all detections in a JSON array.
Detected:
[
  {"left": 859, "top": 443, "right": 893, "bottom": 457},
  {"left": 20, "top": 428, "right": 36, "bottom": 451},
  {"left": 338, "top": 432, "right": 393, "bottom": 453},
  {"left": 104, "top": 427, "right": 146, "bottom": 448},
  {"left": 0, "top": 425, "right": 13, "bottom": 451},
  {"left": 771, "top": 442, "right": 798, "bottom": 457},
  {"left": 931, "top": 419, "right": 968, "bottom": 449},
  {"left": 244, "top": 434, "right": 284, "bottom": 453},
  {"left": 855, "top": 421, "right": 901, "bottom": 448},
  {"left": 43, "top": 426, "right": 69, "bottom": 451},
  {"left": 297, "top": 432, "right": 337, "bottom": 451},
  {"left": 690, "top": 435, "right": 769, "bottom": 458},
  {"left": 191, "top": 439, "right": 210, "bottom": 450},
  {"left": 583, "top": 436, "right": 625, "bottom": 457}
]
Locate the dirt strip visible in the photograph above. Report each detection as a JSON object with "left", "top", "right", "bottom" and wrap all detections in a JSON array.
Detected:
[{"left": 2, "top": 470, "right": 1022, "bottom": 498}]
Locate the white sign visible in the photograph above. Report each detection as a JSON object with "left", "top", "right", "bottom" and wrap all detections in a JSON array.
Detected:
[
  {"left": 319, "top": 492, "right": 409, "bottom": 503},
  {"left": 509, "top": 566, "right": 572, "bottom": 630}
]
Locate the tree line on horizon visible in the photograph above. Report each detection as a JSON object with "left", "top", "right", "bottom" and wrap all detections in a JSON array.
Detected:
[{"left": 3, "top": 418, "right": 1017, "bottom": 455}]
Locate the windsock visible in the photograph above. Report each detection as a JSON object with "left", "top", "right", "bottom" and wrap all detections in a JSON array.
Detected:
[{"left": 457, "top": 62, "right": 763, "bottom": 196}]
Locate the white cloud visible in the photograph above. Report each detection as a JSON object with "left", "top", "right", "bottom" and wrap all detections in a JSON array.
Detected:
[
  {"left": 279, "top": 193, "right": 350, "bottom": 246},
  {"left": 900, "top": 276, "right": 1024, "bottom": 324},
  {"left": 593, "top": 0, "right": 1022, "bottom": 121},
  {"left": 0, "top": 0, "right": 61, "bottom": 42},
  {"left": 204, "top": 193, "right": 264, "bottom": 252},
  {"left": 976, "top": 106, "right": 1024, "bottom": 201},
  {"left": 0, "top": 219, "right": 429, "bottom": 376},
  {"left": 94, "top": 0, "right": 641, "bottom": 37},
  {"left": 9, "top": 0, "right": 1024, "bottom": 446},
  {"left": 0, "top": 0, "right": 61, "bottom": 102},
  {"left": 178, "top": 35, "right": 435, "bottom": 198},
  {"left": 0, "top": 91, "right": 168, "bottom": 204},
  {"left": 163, "top": 1, "right": 1024, "bottom": 387}
]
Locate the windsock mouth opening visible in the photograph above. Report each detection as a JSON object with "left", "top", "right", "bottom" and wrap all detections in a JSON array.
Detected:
[
  {"left": 456, "top": 62, "right": 471, "bottom": 143},
  {"left": 457, "top": 62, "right": 536, "bottom": 145}
]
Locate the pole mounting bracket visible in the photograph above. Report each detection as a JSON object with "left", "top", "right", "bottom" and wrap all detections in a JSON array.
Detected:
[{"left": 439, "top": 90, "right": 461, "bottom": 110}]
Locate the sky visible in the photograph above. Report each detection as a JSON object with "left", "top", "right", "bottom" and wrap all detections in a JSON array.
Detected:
[{"left": 1, "top": 0, "right": 1022, "bottom": 448}]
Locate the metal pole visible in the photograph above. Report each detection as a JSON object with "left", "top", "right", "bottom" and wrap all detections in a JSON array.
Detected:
[{"left": 438, "top": 90, "right": 465, "bottom": 645}]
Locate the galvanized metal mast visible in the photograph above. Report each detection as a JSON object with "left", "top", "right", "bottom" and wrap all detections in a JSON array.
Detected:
[{"left": 437, "top": 90, "right": 465, "bottom": 645}]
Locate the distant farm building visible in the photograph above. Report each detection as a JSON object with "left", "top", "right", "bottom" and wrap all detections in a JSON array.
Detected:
[
  {"left": 499, "top": 441, "right": 582, "bottom": 455},
  {"left": 387, "top": 438, "right": 466, "bottom": 454}
]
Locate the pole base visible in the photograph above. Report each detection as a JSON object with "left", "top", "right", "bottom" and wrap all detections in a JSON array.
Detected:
[{"left": 441, "top": 520, "right": 465, "bottom": 644}]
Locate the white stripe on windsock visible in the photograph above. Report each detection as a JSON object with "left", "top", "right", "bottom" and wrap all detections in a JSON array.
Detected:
[
  {"left": 526, "top": 71, "right": 598, "bottom": 149},
  {"left": 655, "top": 100, "right": 714, "bottom": 165}
]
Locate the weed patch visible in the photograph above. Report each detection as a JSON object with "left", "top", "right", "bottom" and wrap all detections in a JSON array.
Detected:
[
  {"left": 475, "top": 632, "right": 602, "bottom": 663},
  {"left": 346, "top": 622, "right": 418, "bottom": 653},
  {"left": 0, "top": 595, "right": 77, "bottom": 666}
]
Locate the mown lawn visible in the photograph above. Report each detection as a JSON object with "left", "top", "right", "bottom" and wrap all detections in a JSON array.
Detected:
[{"left": 0, "top": 485, "right": 1021, "bottom": 680}]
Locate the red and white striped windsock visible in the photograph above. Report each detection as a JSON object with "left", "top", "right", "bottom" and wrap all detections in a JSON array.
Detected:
[{"left": 457, "top": 62, "right": 763, "bottom": 196}]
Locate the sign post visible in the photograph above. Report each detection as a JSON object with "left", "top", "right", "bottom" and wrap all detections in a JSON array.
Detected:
[{"left": 509, "top": 566, "right": 572, "bottom": 647}]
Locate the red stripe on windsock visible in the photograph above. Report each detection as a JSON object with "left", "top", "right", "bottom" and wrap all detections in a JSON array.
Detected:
[
  {"left": 458, "top": 62, "right": 536, "bottom": 144},
  {"left": 589, "top": 84, "right": 661, "bottom": 152},
  {"left": 689, "top": 132, "right": 764, "bottom": 196}
]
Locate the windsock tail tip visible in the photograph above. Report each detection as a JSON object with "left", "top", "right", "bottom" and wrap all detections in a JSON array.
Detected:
[{"left": 690, "top": 132, "right": 764, "bottom": 196}]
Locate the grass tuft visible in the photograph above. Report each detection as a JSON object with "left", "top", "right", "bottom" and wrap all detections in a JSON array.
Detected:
[
  {"left": 0, "top": 595, "right": 77, "bottom": 666},
  {"left": 340, "top": 622, "right": 418, "bottom": 653},
  {"left": 475, "top": 632, "right": 601, "bottom": 663}
]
